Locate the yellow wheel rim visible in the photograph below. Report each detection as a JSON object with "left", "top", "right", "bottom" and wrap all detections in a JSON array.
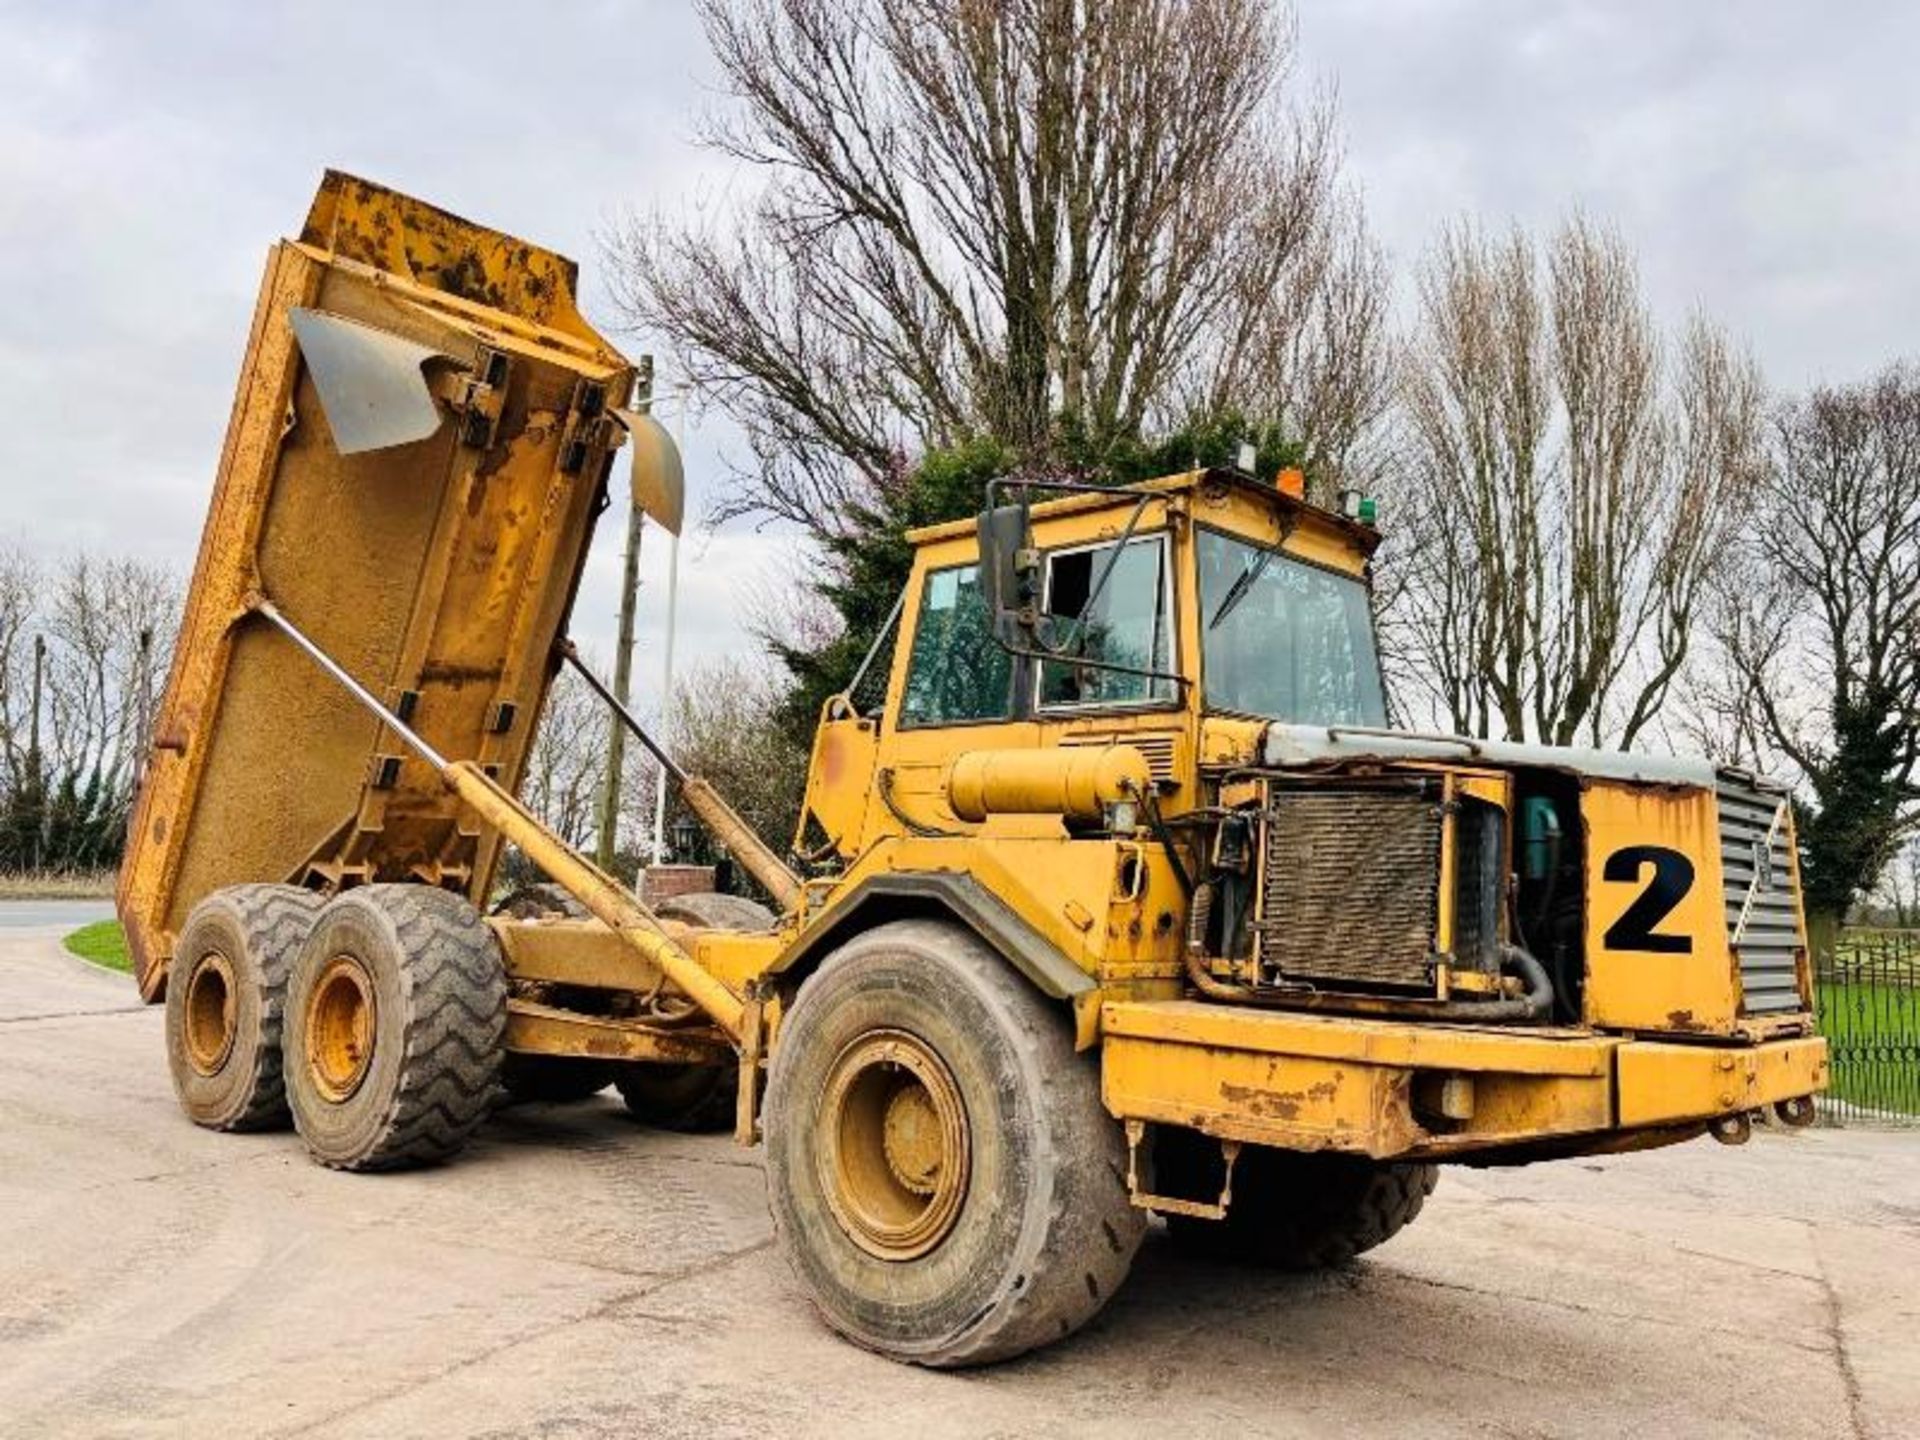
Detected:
[
  {"left": 306, "top": 954, "right": 377, "bottom": 1103},
  {"left": 182, "top": 952, "right": 237, "bottom": 1077},
  {"left": 818, "top": 1029, "right": 969, "bottom": 1261}
]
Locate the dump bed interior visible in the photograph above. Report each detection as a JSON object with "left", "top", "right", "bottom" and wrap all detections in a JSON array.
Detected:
[{"left": 118, "top": 171, "right": 635, "bottom": 998}]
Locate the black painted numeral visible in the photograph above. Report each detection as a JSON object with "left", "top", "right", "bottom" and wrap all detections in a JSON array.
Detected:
[{"left": 1602, "top": 845, "right": 1695, "bottom": 953}]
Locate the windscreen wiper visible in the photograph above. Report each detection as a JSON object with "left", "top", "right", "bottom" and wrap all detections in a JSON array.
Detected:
[{"left": 1208, "top": 544, "right": 1278, "bottom": 630}]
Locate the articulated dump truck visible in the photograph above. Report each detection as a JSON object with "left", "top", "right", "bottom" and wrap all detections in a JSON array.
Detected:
[{"left": 120, "top": 173, "right": 1829, "bottom": 1368}]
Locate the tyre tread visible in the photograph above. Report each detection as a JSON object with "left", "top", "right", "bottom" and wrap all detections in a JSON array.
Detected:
[
  {"left": 169, "top": 883, "right": 321, "bottom": 1132},
  {"left": 294, "top": 884, "right": 506, "bottom": 1172},
  {"left": 767, "top": 917, "right": 1144, "bottom": 1368}
]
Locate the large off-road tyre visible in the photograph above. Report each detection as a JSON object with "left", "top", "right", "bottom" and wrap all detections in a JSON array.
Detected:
[
  {"left": 283, "top": 885, "right": 506, "bottom": 1172},
  {"left": 653, "top": 892, "right": 776, "bottom": 932},
  {"left": 499, "top": 1054, "right": 616, "bottom": 1105},
  {"left": 616, "top": 892, "right": 775, "bottom": 1133},
  {"left": 764, "top": 919, "right": 1144, "bottom": 1368},
  {"left": 616, "top": 1062, "right": 736, "bottom": 1132},
  {"left": 490, "top": 882, "right": 589, "bottom": 921},
  {"left": 165, "top": 884, "right": 321, "bottom": 1132},
  {"left": 1159, "top": 1131, "right": 1438, "bottom": 1269}
]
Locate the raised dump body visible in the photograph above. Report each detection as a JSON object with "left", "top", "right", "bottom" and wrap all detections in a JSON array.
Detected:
[{"left": 119, "top": 172, "right": 634, "bottom": 997}]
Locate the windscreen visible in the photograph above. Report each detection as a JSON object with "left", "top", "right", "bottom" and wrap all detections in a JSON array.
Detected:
[{"left": 1197, "top": 529, "right": 1386, "bottom": 726}]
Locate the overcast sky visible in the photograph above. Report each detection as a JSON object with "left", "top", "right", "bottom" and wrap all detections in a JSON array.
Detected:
[{"left": 2, "top": 1, "right": 1915, "bottom": 686}]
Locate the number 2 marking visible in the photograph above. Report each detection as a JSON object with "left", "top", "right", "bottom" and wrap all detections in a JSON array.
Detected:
[{"left": 1602, "top": 845, "right": 1695, "bottom": 954}]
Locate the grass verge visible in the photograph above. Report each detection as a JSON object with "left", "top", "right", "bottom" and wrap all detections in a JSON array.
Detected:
[{"left": 64, "top": 919, "right": 131, "bottom": 973}]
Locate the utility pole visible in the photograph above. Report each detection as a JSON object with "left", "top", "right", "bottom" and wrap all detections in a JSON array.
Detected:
[
  {"left": 131, "top": 627, "right": 154, "bottom": 835},
  {"left": 28, "top": 634, "right": 43, "bottom": 770},
  {"left": 135, "top": 628, "right": 154, "bottom": 774},
  {"left": 28, "top": 634, "right": 44, "bottom": 871},
  {"left": 595, "top": 355, "right": 653, "bottom": 873}
]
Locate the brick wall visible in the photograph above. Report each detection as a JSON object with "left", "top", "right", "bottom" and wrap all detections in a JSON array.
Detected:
[{"left": 640, "top": 864, "right": 716, "bottom": 905}]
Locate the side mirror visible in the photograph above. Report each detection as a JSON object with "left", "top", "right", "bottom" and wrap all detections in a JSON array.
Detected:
[{"left": 976, "top": 502, "right": 1036, "bottom": 647}]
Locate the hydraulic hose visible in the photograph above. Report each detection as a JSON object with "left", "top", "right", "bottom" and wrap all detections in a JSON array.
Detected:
[
  {"left": 1473, "top": 944, "right": 1556, "bottom": 1023},
  {"left": 1182, "top": 927, "right": 1556, "bottom": 1025},
  {"left": 1183, "top": 880, "right": 1264, "bottom": 1003}
]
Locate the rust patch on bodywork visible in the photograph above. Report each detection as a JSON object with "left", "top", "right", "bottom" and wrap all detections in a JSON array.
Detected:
[{"left": 1219, "top": 1077, "right": 1340, "bottom": 1122}]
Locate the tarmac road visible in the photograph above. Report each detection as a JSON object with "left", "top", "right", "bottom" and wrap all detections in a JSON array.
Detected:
[
  {"left": 0, "top": 898, "right": 113, "bottom": 930},
  {"left": 2, "top": 917, "right": 1917, "bottom": 1439}
]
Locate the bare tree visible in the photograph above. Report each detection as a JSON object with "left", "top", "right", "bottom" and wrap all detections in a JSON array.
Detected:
[
  {"left": 740, "top": 543, "right": 846, "bottom": 663},
  {"left": 1386, "top": 217, "right": 1763, "bottom": 748},
  {"left": 608, "top": 0, "right": 1379, "bottom": 536},
  {"left": 520, "top": 663, "right": 613, "bottom": 849},
  {"left": 1190, "top": 188, "right": 1395, "bottom": 492},
  {"left": 0, "top": 547, "right": 179, "bottom": 872},
  {"left": 39, "top": 555, "right": 179, "bottom": 792},
  {"left": 664, "top": 656, "right": 812, "bottom": 859},
  {"left": 1713, "top": 362, "right": 1920, "bottom": 925}
]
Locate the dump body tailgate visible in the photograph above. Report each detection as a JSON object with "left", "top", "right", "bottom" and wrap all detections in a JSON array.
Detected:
[{"left": 117, "top": 172, "right": 634, "bottom": 998}]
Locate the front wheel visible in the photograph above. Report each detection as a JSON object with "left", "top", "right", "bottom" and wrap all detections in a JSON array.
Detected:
[{"left": 764, "top": 919, "right": 1143, "bottom": 1367}]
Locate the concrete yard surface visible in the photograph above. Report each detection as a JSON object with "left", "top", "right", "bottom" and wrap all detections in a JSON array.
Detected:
[{"left": 2, "top": 921, "right": 1917, "bottom": 1439}]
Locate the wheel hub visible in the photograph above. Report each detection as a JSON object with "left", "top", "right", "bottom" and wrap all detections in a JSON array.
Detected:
[
  {"left": 882, "top": 1084, "right": 942, "bottom": 1196},
  {"left": 182, "top": 951, "right": 237, "bottom": 1076},
  {"left": 306, "top": 954, "right": 377, "bottom": 1102},
  {"left": 817, "top": 1029, "right": 969, "bottom": 1261}
]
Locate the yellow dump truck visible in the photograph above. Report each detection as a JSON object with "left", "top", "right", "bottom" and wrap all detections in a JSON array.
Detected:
[{"left": 119, "top": 173, "right": 1828, "bottom": 1368}]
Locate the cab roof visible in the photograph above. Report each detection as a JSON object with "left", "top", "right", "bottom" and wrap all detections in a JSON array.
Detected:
[{"left": 903, "top": 466, "right": 1382, "bottom": 556}]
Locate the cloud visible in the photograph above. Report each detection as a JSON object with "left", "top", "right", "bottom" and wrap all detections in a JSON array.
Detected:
[
  {"left": 1298, "top": 2, "right": 1920, "bottom": 387},
  {"left": 0, "top": 0, "right": 767, "bottom": 670},
  {"left": 2, "top": 0, "right": 1915, "bottom": 690}
]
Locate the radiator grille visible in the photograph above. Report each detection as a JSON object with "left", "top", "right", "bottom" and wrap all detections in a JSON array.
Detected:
[
  {"left": 1717, "top": 774, "right": 1807, "bottom": 1015},
  {"left": 1255, "top": 783, "right": 1442, "bottom": 990}
]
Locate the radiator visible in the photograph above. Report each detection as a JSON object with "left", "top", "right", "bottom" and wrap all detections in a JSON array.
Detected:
[{"left": 1253, "top": 780, "right": 1448, "bottom": 991}]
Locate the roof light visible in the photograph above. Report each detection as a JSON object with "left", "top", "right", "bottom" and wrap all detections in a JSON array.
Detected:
[
  {"left": 1337, "top": 488, "right": 1378, "bottom": 525},
  {"left": 1276, "top": 467, "right": 1305, "bottom": 498}
]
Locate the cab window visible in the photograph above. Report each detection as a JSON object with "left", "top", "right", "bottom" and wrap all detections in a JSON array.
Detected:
[
  {"left": 1037, "top": 535, "right": 1174, "bottom": 709},
  {"left": 899, "top": 564, "right": 1014, "bottom": 727}
]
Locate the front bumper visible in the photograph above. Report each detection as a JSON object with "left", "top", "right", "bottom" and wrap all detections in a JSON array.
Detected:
[
  {"left": 1615, "top": 1033, "right": 1830, "bottom": 1127},
  {"left": 1100, "top": 1000, "right": 1828, "bottom": 1161}
]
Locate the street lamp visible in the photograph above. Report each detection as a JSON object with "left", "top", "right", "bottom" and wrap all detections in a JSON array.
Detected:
[{"left": 671, "top": 813, "right": 699, "bottom": 863}]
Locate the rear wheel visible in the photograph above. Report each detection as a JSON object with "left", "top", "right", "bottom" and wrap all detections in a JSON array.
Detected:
[
  {"left": 764, "top": 919, "right": 1143, "bottom": 1367},
  {"left": 616, "top": 1062, "right": 735, "bottom": 1132},
  {"left": 1159, "top": 1131, "right": 1438, "bottom": 1268},
  {"left": 490, "top": 882, "right": 588, "bottom": 921},
  {"left": 654, "top": 891, "right": 776, "bottom": 932},
  {"left": 499, "top": 1054, "right": 615, "bottom": 1105},
  {"left": 165, "top": 884, "right": 321, "bottom": 1131},
  {"left": 617, "top": 892, "right": 775, "bottom": 1132},
  {"left": 284, "top": 885, "right": 505, "bottom": 1171}
]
